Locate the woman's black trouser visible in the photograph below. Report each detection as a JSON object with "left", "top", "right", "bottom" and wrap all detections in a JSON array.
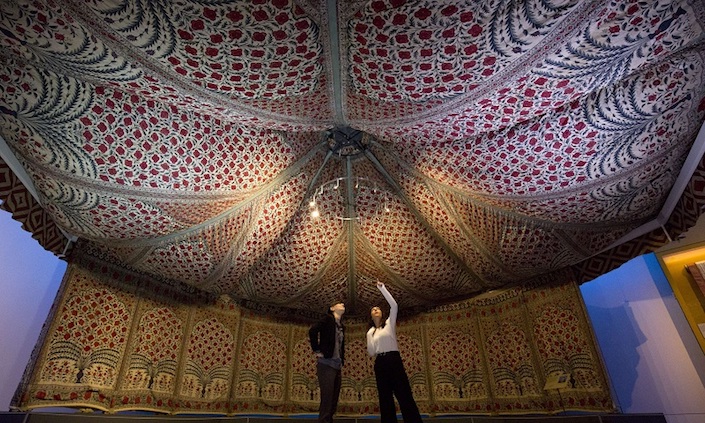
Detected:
[{"left": 374, "top": 351, "right": 422, "bottom": 423}]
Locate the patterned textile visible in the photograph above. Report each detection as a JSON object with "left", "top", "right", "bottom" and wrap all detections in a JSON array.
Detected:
[
  {"left": 13, "top": 252, "right": 613, "bottom": 415},
  {"left": 0, "top": 157, "right": 68, "bottom": 255},
  {"left": 4, "top": 136, "right": 705, "bottom": 320},
  {"left": 1, "top": 0, "right": 705, "bottom": 318},
  {"left": 575, "top": 153, "right": 705, "bottom": 284}
]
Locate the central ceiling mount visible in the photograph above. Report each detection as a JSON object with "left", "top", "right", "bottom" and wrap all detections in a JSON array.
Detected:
[{"left": 327, "top": 126, "right": 369, "bottom": 157}]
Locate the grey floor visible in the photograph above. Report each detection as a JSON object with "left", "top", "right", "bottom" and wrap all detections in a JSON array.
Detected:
[{"left": 0, "top": 412, "right": 668, "bottom": 423}]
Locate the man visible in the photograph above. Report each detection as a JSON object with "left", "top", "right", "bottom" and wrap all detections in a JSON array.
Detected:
[{"left": 309, "top": 301, "right": 345, "bottom": 423}]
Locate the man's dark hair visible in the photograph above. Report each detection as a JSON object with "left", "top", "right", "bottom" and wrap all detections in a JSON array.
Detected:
[{"left": 327, "top": 300, "right": 344, "bottom": 316}]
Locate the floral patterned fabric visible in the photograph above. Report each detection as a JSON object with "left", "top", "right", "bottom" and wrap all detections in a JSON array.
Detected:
[
  {"left": 13, "top": 253, "right": 612, "bottom": 415},
  {"left": 1, "top": 0, "right": 705, "bottom": 318}
]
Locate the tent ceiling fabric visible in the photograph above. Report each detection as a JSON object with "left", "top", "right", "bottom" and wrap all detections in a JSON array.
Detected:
[{"left": 1, "top": 0, "right": 705, "bottom": 317}]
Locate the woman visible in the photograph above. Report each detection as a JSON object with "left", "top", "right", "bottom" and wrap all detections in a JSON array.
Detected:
[{"left": 366, "top": 281, "right": 423, "bottom": 423}]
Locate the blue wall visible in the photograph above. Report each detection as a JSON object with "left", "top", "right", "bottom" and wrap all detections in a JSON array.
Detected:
[
  {"left": 580, "top": 253, "right": 705, "bottom": 423},
  {"left": 0, "top": 208, "right": 66, "bottom": 410}
]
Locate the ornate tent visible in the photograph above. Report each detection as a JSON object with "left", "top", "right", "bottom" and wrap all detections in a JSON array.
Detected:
[
  {"left": 2, "top": 0, "right": 705, "bottom": 316},
  {"left": 3, "top": 0, "right": 705, "bottom": 417}
]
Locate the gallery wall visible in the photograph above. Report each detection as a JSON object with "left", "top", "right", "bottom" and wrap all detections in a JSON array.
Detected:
[
  {"left": 580, "top": 253, "right": 705, "bottom": 423},
  {"left": 0, "top": 209, "right": 66, "bottom": 410}
]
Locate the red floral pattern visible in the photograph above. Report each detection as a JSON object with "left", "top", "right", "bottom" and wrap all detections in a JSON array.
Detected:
[
  {"left": 122, "top": 306, "right": 183, "bottom": 393},
  {"left": 21, "top": 261, "right": 612, "bottom": 414},
  {"left": 1, "top": 0, "right": 704, "bottom": 322},
  {"left": 235, "top": 325, "right": 287, "bottom": 400},
  {"left": 429, "top": 328, "right": 485, "bottom": 401},
  {"left": 481, "top": 300, "right": 540, "bottom": 399},
  {"left": 181, "top": 316, "right": 234, "bottom": 400},
  {"left": 40, "top": 270, "right": 131, "bottom": 387}
]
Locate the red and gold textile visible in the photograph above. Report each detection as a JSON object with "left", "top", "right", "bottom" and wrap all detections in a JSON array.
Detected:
[{"left": 14, "top": 254, "right": 613, "bottom": 416}]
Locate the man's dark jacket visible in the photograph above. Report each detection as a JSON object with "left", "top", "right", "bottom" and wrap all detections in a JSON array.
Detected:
[{"left": 309, "top": 314, "right": 345, "bottom": 364}]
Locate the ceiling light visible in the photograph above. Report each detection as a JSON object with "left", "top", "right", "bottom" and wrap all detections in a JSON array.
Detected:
[{"left": 308, "top": 176, "right": 390, "bottom": 221}]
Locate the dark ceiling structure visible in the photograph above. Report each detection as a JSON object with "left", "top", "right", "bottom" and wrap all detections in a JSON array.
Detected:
[{"left": 1, "top": 0, "right": 705, "bottom": 318}]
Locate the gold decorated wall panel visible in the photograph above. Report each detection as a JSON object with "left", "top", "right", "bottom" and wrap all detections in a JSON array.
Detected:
[{"left": 13, "top": 255, "right": 613, "bottom": 416}]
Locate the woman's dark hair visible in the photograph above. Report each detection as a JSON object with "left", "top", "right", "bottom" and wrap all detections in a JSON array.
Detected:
[{"left": 368, "top": 307, "right": 387, "bottom": 329}]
